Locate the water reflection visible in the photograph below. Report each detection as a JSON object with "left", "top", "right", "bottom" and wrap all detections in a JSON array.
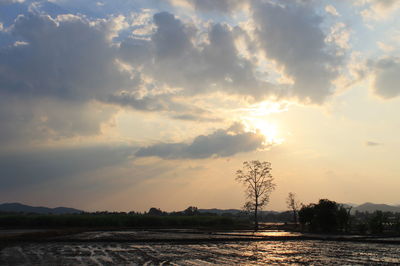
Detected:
[
  {"left": 1, "top": 240, "right": 400, "bottom": 265},
  {"left": 256, "top": 230, "right": 302, "bottom": 237}
]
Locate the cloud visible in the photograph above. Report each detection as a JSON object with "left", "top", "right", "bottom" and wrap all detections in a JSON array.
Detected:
[
  {"left": 377, "top": 42, "right": 395, "bottom": 52},
  {"left": 359, "top": 0, "right": 400, "bottom": 20},
  {"left": 119, "top": 12, "right": 271, "bottom": 99},
  {"left": 0, "top": 9, "right": 269, "bottom": 107},
  {"left": 0, "top": 0, "right": 24, "bottom": 5},
  {"left": 0, "top": 145, "right": 135, "bottom": 190},
  {"left": 1, "top": 4, "right": 343, "bottom": 120},
  {"left": 152, "top": 12, "right": 193, "bottom": 59},
  {"left": 0, "top": 11, "right": 148, "bottom": 144},
  {"left": 365, "top": 141, "right": 382, "bottom": 146},
  {"left": 252, "top": 1, "right": 343, "bottom": 103},
  {"left": 369, "top": 57, "right": 400, "bottom": 99},
  {"left": 0, "top": 2, "right": 350, "bottom": 147},
  {"left": 0, "top": 96, "right": 116, "bottom": 146},
  {"left": 171, "top": 113, "right": 222, "bottom": 122},
  {"left": 136, "top": 123, "right": 267, "bottom": 159},
  {"left": 325, "top": 5, "right": 340, "bottom": 16},
  {"left": 191, "top": 0, "right": 244, "bottom": 14},
  {"left": 107, "top": 91, "right": 168, "bottom": 112},
  {"left": 0, "top": 13, "right": 133, "bottom": 101},
  {"left": 166, "top": 0, "right": 245, "bottom": 14}
]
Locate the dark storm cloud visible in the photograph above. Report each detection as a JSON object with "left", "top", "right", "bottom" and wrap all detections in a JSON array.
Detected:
[
  {"left": 136, "top": 123, "right": 266, "bottom": 159},
  {"left": 369, "top": 57, "right": 400, "bottom": 99},
  {"left": 0, "top": 145, "right": 135, "bottom": 190},
  {"left": 252, "top": 1, "right": 341, "bottom": 103}
]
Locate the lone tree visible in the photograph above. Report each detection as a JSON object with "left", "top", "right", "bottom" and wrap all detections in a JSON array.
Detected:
[
  {"left": 286, "top": 192, "right": 301, "bottom": 224},
  {"left": 236, "top": 160, "right": 276, "bottom": 231}
]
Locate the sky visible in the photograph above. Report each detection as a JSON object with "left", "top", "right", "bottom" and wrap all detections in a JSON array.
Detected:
[{"left": 0, "top": 0, "right": 399, "bottom": 212}]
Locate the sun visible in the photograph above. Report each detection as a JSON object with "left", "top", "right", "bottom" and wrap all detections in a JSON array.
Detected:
[
  {"left": 243, "top": 118, "right": 283, "bottom": 145},
  {"left": 238, "top": 101, "right": 287, "bottom": 145},
  {"left": 254, "top": 121, "right": 279, "bottom": 143}
]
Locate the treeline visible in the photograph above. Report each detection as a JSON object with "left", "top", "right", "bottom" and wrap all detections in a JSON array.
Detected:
[
  {"left": 352, "top": 210, "right": 400, "bottom": 235},
  {"left": 298, "top": 199, "right": 400, "bottom": 235},
  {"left": 0, "top": 206, "right": 250, "bottom": 229}
]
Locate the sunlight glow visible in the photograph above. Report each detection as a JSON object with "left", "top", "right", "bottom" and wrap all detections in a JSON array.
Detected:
[
  {"left": 239, "top": 101, "right": 287, "bottom": 145},
  {"left": 243, "top": 118, "right": 284, "bottom": 145},
  {"left": 240, "top": 101, "right": 289, "bottom": 116}
]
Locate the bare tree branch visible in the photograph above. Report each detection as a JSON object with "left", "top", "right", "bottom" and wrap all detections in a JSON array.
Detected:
[{"left": 236, "top": 160, "right": 276, "bottom": 231}]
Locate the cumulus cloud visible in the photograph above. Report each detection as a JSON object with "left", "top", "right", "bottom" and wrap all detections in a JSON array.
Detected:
[
  {"left": 369, "top": 57, "right": 400, "bottom": 99},
  {"left": 0, "top": 11, "right": 173, "bottom": 143},
  {"left": 0, "top": 10, "right": 231, "bottom": 145},
  {"left": 0, "top": 12, "right": 137, "bottom": 144},
  {"left": 118, "top": 11, "right": 271, "bottom": 100},
  {"left": 136, "top": 123, "right": 267, "bottom": 159},
  {"left": 0, "top": 13, "right": 133, "bottom": 101},
  {"left": 0, "top": 9, "right": 270, "bottom": 109},
  {"left": 252, "top": 1, "right": 343, "bottom": 103},
  {"left": 0, "top": 1, "right": 349, "bottom": 147},
  {"left": 1, "top": 3, "right": 344, "bottom": 119}
]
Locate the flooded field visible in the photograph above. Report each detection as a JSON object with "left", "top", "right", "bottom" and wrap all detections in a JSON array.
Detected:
[{"left": 1, "top": 239, "right": 400, "bottom": 265}]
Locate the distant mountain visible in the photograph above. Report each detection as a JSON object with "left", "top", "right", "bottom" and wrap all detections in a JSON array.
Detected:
[
  {"left": 352, "top": 202, "right": 400, "bottom": 213},
  {"left": 199, "top": 208, "right": 241, "bottom": 214},
  {"left": 198, "top": 208, "right": 280, "bottom": 215},
  {"left": 200, "top": 203, "right": 400, "bottom": 215},
  {"left": 0, "top": 203, "right": 83, "bottom": 214}
]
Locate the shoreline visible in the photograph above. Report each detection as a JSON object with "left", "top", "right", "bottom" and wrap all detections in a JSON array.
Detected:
[{"left": 1, "top": 228, "right": 400, "bottom": 247}]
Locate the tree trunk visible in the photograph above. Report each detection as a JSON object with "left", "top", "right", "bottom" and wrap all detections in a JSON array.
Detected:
[{"left": 254, "top": 200, "right": 259, "bottom": 231}]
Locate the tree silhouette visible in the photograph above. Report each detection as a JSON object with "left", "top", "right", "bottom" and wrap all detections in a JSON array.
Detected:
[
  {"left": 148, "top": 207, "right": 164, "bottom": 216},
  {"left": 183, "top": 206, "right": 199, "bottom": 216},
  {"left": 298, "top": 199, "right": 351, "bottom": 233},
  {"left": 286, "top": 192, "right": 301, "bottom": 224},
  {"left": 236, "top": 160, "right": 276, "bottom": 231}
]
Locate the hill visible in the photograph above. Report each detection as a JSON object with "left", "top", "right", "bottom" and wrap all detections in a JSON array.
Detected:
[
  {"left": 0, "top": 203, "right": 83, "bottom": 214},
  {"left": 198, "top": 208, "right": 280, "bottom": 215},
  {"left": 352, "top": 202, "right": 400, "bottom": 213},
  {"left": 199, "top": 208, "right": 242, "bottom": 215}
]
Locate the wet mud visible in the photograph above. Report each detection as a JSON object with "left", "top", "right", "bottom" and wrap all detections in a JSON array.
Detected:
[{"left": 1, "top": 230, "right": 400, "bottom": 265}]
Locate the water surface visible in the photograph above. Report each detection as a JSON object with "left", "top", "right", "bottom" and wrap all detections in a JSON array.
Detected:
[{"left": 1, "top": 240, "right": 400, "bottom": 265}]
